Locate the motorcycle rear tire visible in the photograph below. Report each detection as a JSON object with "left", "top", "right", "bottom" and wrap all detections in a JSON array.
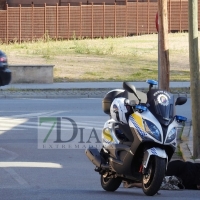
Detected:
[
  {"left": 101, "top": 175, "right": 122, "bottom": 192},
  {"left": 142, "top": 156, "right": 166, "bottom": 196}
]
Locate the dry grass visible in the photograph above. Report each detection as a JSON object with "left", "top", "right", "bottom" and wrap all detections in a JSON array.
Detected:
[{"left": 0, "top": 32, "right": 193, "bottom": 82}]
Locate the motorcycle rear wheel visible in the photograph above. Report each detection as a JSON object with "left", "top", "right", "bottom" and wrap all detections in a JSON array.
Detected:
[
  {"left": 101, "top": 175, "right": 122, "bottom": 192},
  {"left": 142, "top": 156, "right": 166, "bottom": 196}
]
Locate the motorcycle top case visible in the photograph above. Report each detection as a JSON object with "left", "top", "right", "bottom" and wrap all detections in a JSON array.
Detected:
[
  {"left": 102, "top": 89, "right": 125, "bottom": 115},
  {"left": 102, "top": 89, "right": 147, "bottom": 115}
]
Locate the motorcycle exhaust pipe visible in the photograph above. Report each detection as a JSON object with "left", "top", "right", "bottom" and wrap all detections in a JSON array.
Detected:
[{"left": 85, "top": 148, "right": 109, "bottom": 170}]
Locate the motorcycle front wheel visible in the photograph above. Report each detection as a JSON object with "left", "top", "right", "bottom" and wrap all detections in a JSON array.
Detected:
[
  {"left": 101, "top": 175, "right": 122, "bottom": 192},
  {"left": 142, "top": 156, "right": 166, "bottom": 196}
]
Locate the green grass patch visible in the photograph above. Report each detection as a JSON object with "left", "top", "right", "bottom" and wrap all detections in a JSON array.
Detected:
[{"left": 0, "top": 32, "right": 194, "bottom": 82}]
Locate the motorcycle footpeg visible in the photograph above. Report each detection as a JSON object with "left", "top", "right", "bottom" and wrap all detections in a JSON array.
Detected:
[{"left": 95, "top": 167, "right": 101, "bottom": 172}]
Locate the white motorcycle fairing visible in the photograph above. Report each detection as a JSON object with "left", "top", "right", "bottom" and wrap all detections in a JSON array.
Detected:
[
  {"left": 143, "top": 147, "right": 168, "bottom": 169},
  {"left": 129, "top": 109, "right": 163, "bottom": 144},
  {"left": 164, "top": 118, "right": 182, "bottom": 146},
  {"left": 102, "top": 119, "right": 120, "bottom": 148}
]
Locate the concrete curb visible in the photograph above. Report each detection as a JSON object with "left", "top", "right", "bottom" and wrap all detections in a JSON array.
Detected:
[
  {"left": 0, "top": 88, "right": 111, "bottom": 99},
  {"left": 179, "top": 143, "right": 194, "bottom": 162},
  {"left": 179, "top": 122, "right": 193, "bottom": 162},
  {"left": 179, "top": 122, "right": 200, "bottom": 163},
  {"left": 0, "top": 94, "right": 105, "bottom": 99},
  {"left": 0, "top": 95, "right": 95, "bottom": 99}
]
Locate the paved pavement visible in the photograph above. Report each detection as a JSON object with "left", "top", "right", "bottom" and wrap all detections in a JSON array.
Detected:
[
  {"left": 0, "top": 81, "right": 198, "bottom": 162},
  {"left": 0, "top": 81, "right": 191, "bottom": 90},
  {"left": 180, "top": 123, "right": 200, "bottom": 163},
  {"left": 0, "top": 81, "right": 190, "bottom": 98}
]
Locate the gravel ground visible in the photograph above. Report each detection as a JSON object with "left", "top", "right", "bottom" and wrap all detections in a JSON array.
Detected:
[{"left": 0, "top": 87, "right": 190, "bottom": 99}]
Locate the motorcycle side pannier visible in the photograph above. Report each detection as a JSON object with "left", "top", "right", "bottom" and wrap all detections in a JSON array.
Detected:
[{"left": 102, "top": 89, "right": 125, "bottom": 115}]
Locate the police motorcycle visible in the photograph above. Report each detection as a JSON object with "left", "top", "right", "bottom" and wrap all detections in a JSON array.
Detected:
[{"left": 85, "top": 80, "right": 187, "bottom": 196}]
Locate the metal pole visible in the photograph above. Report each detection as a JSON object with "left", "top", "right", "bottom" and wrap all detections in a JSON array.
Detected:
[
  {"left": 103, "top": 2, "right": 105, "bottom": 39},
  {"left": 6, "top": 4, "right": 8, "bottom": 44},
  {"left": 125, "top": 0, "right": 127, "bottom": 37},
  {"left": 91, "top": 2, "right": 93, "bottom": 39},
  {"left": 147, "top": 0, "right": 149, "bottom": 34},
  {"left": 68, "top": 3, "right": 70, "bottom": 39},
  {"left": 80, "top": 2, "right": 82, "bottom": 38},
  {"left": 158, "top": 28, "right": 160, "bottom": 88},
  {"left": 44, "top": 3, "right": 46, "bottom": 40},
  {"left": 136, "top": 0, "right": 138, "bottom": 35},
  {"left": 56, "top": 3, "right": 58, "bottom": 40},
  {"left": 19, "top": 4, "right": 21, "bottom": 44},
  {"left": 180, "top": 0, "right": 182, "bottom": 32},
  {"left": 32, "top": 3, "right": 34, "bottom": 41},
  {"left": 114, "top": 2, "right": 116, "bottom": 38},
  {"left": 188, "top": 0, "right": 200, "bottom": 159},
  {"left": 156, "top": 12, "right": 160, "bottom": 87}
]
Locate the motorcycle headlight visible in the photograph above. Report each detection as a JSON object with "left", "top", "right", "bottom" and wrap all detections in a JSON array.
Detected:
[
  {"left": 166, "top": 128, "right": 176, "bottom": 143},
  {"left": 143, "top": 119, "right": 161, "bottom": 141}
]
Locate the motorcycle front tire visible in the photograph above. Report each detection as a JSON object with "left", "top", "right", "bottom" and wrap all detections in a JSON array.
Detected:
[
  {"left": 142, "top": 156, "right": 166, "bottom": 196},
  {"left": 101, "top": 175, "right": 122, "bottom": 192}
]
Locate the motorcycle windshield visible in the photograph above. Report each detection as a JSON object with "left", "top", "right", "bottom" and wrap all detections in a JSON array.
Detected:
[{"left": 147, "top": 89, "right": 174, "bottom": 126}]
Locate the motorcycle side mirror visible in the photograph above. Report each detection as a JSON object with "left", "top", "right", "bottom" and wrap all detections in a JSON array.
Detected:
[
  {"left": 129, "top": 100, "right": 137, "bottom": 106},
  {"left": 124, "top": 99, "right": 137, "bottom": 106},
  {"left": 175, "top": 97, "right": 187, "bottom": 106},
  {"left": 123, "top": 82, "right": 141, "bottom": 103}
]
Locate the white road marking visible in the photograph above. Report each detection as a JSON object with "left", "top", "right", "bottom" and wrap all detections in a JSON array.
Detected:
[
  {"left": 0, "top": 114, "right": 105, "bottom": 188},
  {"left": 0, "top": 128, "right": 25, "bottom": 131},
  {"left": 0, "top": 118, "right": 28, "bottom": 132},
  {"left": 1, "top": 111, "right": 71, "bottom": 119},
  {"left": 0, "top": 148, "right": 62, "bottom": 188},
  {"left": 0, "top": 162, "right": 62, "bottom": 168},
  {"left": 3, "top": 168, "right": 29, "bottom": 187},
  {"left": 0, "top": 147, "right": 18, "bottom": 161},
  {"left": 6, "top": 111, "right": 60, "bottom": 118},
  {"left": 0, "top": 148, "right": 29, "bottom": 187},
  {"left": 0, "top": 115, "right": 104, "bottom": 132}
]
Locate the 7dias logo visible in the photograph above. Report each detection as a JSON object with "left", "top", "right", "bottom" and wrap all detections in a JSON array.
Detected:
[{"left": 38, "top": 117, "right": 102, "bottom": 149}]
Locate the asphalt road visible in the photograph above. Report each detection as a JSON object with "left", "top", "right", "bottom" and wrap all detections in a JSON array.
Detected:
[{"left": 0, "top": 97, "right": 197, "bottom": 200}]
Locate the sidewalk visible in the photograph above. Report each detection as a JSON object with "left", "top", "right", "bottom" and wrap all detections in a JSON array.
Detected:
[
  {"left": 0, "top": 81, "right": 190, "bottom": 98},
  {"left": 0, "top": 81, "right": 190, "bottom": 90},
  {"left": 0, "top": 81, "right": 195, "bottom": 162},
  {"left": 180, "top": 124, "right": 200, "bottom": 163}
]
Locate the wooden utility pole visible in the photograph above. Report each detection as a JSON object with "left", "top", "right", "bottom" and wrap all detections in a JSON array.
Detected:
[
  {"left": 158, "top": 0, "right": 170, "bottom": 91},
  {"left": 188, "top": 0, "right": 200, "bottom": 159}
]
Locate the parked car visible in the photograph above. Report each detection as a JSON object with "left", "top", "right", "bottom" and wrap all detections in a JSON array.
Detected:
[{"left": 0, "top": 50, "right": 11, "bottom": 86}]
